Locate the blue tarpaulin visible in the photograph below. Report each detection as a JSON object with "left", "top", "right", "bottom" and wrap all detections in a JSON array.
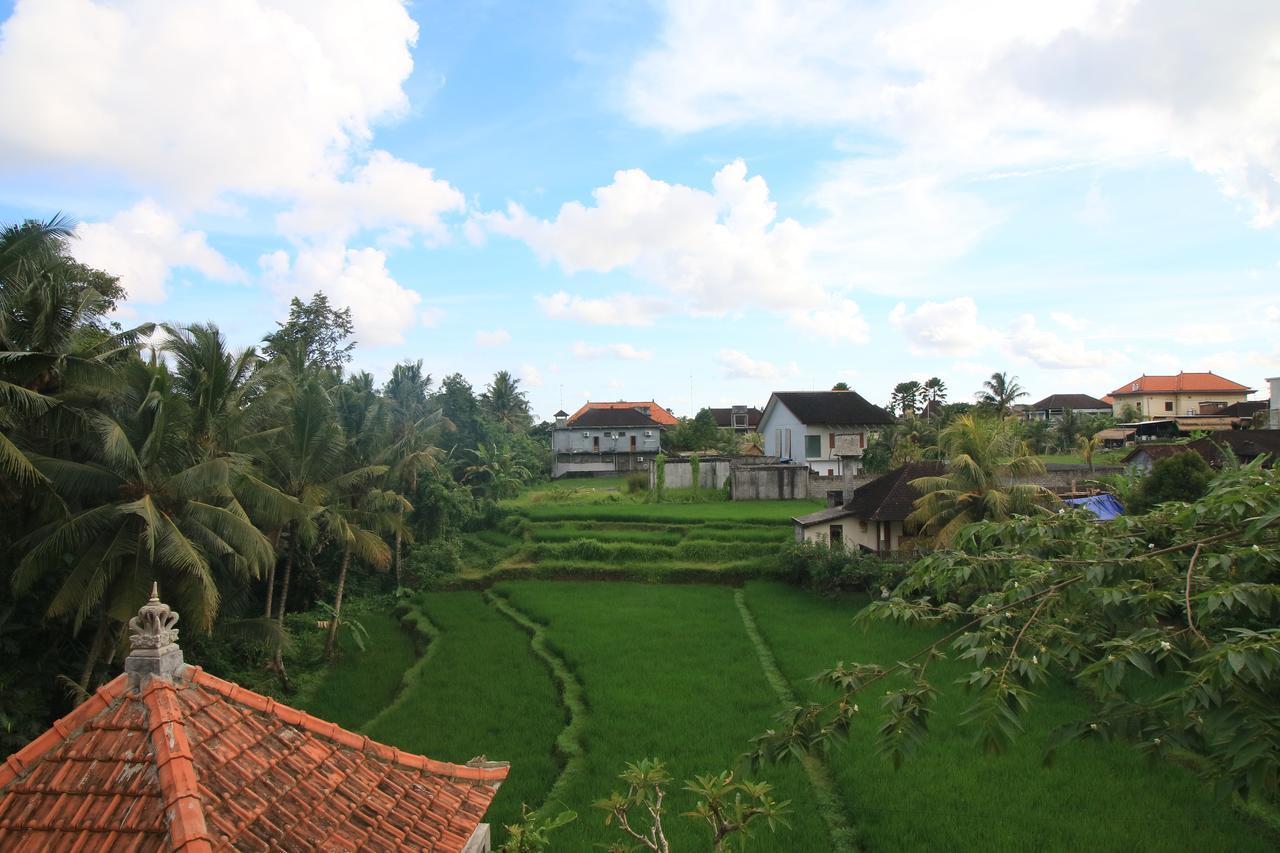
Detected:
[{"left": 1064, "top": 493, "right": 1125, "bottom": 520}]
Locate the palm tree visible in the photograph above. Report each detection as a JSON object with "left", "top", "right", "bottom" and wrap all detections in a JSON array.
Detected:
[
  {"left": 13, "top": 360, "right": 274, "bottom": 689},
  {"left": 463, "top": 442, "right": 532, "bottom": 499},
  {"left": 320, "top": 483, "right": 403, "bottom": 658},
  {"left": 1077, "top": 432, "right": 1103, "bottom": 473},
  {"left": 481, "top": 370, "right": 531, "bottom": 432},
  {"left": 908, "top": 414, "right": 1056, "bottom": 545},
  {"left": 923, "top": 377, "right": 947, "bottom": 412},
  {"left": 977, "top": 372, "right": 1027, "bottom": 418},
  {"left": 161, "top": 322, "right": 263, "bottom": 457}
]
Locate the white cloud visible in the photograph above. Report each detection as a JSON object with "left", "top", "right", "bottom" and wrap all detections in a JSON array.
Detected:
[
  {"left": 1003, "top": 314, "right": 1109, "bottom": 370},
  {"left": 259, "top": 244, "right": 421, "bottom": 346},
  {"left": 889, "top": 297, "right": 992, "bottom": 357},
  {"left": 73, "top": 200, "right": 244, "bottom": 303},
  {"left": 786, "top": 299, "right": 870, "bottom": 344},
  {"left": 519, "top": 363, "right": 543, "bottom": 387},
  {"left": 1173, "top": 322, "right": 1234, "bottom": 345},
  {"left": 277, "top": 150, "right": 465, "bottom": 243},
  {"left": 475, "top": 329, "right": 511, "bottom": 347},
  {"left": 419, "top": 306, "right": 446, "bottom": 327},
  {"left": 626, "top": 0, "right": 1280, "bottom": 227},
  {"left": 571, "top": 341, "right": 653, "bottom": 361},
  {"left": 715, "top": 349, "right": 780, "bottom": 381},
  {"left": 1050, "top": 311, "right": 1086, "bottom": 332},
  {"left": 1265, "top": 305, "right": 1280, "bottom": 323},
  {"left": 0, "top": 0, "right": 418, "bottom": 203},
  {"left": 482, "top": 160, "right": 819, "bottom": 312},
  {"left": 536, "top": 291, "right": 667, "bottom": 326}
]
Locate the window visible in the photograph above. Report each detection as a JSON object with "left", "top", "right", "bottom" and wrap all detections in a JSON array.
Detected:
[
  {"left": 805, "top": 434, "right": 821, "bottom": 458},
  {"left": 829, "top": 525, "right": 843, "bottom": 547},
  {"left": 733, "top": 413, "right": 747, "bottom": 428},
  {"left": 1164, "top": 401, "right": 1173, "bottom": 412},
  {"left": 828, "top": 432, "right": 836, "bottom": 450}
]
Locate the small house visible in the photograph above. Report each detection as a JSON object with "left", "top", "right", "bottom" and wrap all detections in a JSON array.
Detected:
[
  {"left": 759, "top": 391, "right": 894, "bottom": 476},
  {"left": 551, "top": 403, "right": 667, "bottom": 478},
  {"left": 792, "top": 462, "right": 944, "bottom": 554},
  {"left": 1025, "top": 393, "right": 1112, "bottom": 421},
  {"left": 1107, "top": 372, "right": 1255, "bottom": 420}
]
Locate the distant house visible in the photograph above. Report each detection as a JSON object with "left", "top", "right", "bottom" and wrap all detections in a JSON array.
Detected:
[
  {"left": 759, "top": 391, "right": 894, "bottom": 476},
  {"left": 1025, "top": 393, "right": 1112, "bottom": 422},
  {"left": 709, "top": 405, "right": 762, "bottom": 434},
  {"left": 793, "top": 462, "right": 944, "bottom": 553},
  {"left": 567, "top": 400, "right": 677, "bottom": 427},
  {"left": 1267, "top": 377, "right": 1280, "bottom": 428},
  {"left": 1188, "top": 430, "right": 1280, "bottom": 468},
  {"left": 1094, "top": 427, "right": 1135, "bottom": 449},
  {"left": 551, "top": 404, "right": 667, "bottom": 478},
  {"left": 1108, "top": 372, "right": 1255, "bottom": 421},
  {"left": 1217, "top": 399, "right": 1270, "bottom": 421},
  {"left": 1122, "top": 443, "right": 1190, "bottom": 473}
]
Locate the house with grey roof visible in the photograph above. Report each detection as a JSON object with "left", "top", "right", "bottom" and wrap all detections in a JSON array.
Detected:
[
  {"left": 1025, "top": 393, "right": 1112, "bottom": 422},
  {"left": 759, "top": 390, "right": 894, "bottom": 476},
  {"left": 793, "top": 462, "right": 945, "bottom": 553},
  {"left": 551, "top": 405, "right": 665, "bottom": 478}
]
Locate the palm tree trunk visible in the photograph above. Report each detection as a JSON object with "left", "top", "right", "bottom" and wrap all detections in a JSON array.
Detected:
[
  {"left": 264, "top": 527, "right": 282, "bottom": 619},
  {"left": 324, "top": 547, "right": 352, "bottom": 659},
  {"left": 78, "top": 614, "right": 110, "bottom": 696},
  {"left": 271, "top": 534, "right": 296, "bottom": 690},
  {"left": 393, "top": 525, "right": 402, "bottom": 589}
]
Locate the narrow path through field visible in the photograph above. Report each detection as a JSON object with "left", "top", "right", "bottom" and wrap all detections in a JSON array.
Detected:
[
  {"left": 734, "top": 589, "right": 860, "bottom": 853},
  {"left": 483, "top": 588, "right": 587, "bottom": 818}
]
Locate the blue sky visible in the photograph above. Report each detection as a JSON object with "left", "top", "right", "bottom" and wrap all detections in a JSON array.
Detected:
[{"left": 1, "top": 0, "right": 1277, "bottom": 420}]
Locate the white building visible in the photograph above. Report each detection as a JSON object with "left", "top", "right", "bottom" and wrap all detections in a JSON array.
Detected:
[
  {"left": 1270, "top": 377, "right": 1280, "bottom": 429},
  {"left": 759, "top": 391, "right": 895, "bottom": 476}
]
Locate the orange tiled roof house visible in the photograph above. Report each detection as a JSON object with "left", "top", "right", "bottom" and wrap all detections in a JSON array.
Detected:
[
  {"left": 0, "top": 587, "right": 508, "bottom": 852},
  {"left": 1107, "top": 371, "right": 1255, "bottom": 420}
]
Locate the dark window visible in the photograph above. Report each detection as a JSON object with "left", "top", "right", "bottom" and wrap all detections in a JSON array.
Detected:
[
  {"left": 805, "top": 434, "right": 821, "bottom": 458},
  {"left": 829, "top": 525, "right": 843, "bottom": 547},
  {"left": 1164, "top": 401, "right": 1173, "bottom": 412}
]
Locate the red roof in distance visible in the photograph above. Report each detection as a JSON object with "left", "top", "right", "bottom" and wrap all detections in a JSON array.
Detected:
[
  {"left": 1109, "top": 372, "right": 1254, "bottom": 397},
  {"left": 569, "top": 400, "right": 678, "bottom": 426}
]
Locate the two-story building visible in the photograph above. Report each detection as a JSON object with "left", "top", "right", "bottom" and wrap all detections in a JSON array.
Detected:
[
  {"left": 709, "top": 405, "right": 762, "bottom": 433},
  {"left": 551, "top": 404, "right": 667, "bottom": 478},
  {"left": 1108, "top": 372, "right": 1255, "bottom": 420},
  {"left": 759, "top": 390, "right": 894, "bottom": 476}
]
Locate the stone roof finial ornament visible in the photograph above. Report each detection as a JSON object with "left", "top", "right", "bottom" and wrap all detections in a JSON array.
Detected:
[{"left": 125, "top": 582, "right": 185, "bottom": 683}]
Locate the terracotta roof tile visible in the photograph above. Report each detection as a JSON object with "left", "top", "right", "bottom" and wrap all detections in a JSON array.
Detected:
[
  {"left": 568, "top": 400, "right": 678, "bottom": 426},
  {"left": 2, "top": 662, "right": 508, "bottom": 852},
  {"left": 1109, "top": 371, "right": 1255, "bottom": 396}
]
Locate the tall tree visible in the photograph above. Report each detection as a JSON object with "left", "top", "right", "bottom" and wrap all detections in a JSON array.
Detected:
[
  {"left": 977, "top": 371, "right": 1027, "bottom": 418},
  {"left": 262, "top": 292, "right": 355, "bottom": 372},
  {"left": 890, "top": 381, "right": 923, "bottom": 418},
  {"left": 908, "top": 414, "right": 1055, "bottom": 544},
  {"left": 481, "top": 370, "right": 532, "bottom": 432},
  {"left": 922, "top": 377, "right": 947, "bottom": 409}
]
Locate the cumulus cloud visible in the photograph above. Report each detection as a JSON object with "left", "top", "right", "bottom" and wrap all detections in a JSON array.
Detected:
[
  {"left": 277, "top": 150, "right": 465, "bottom": 243},
  {"left": 536, "top": 291, "right": 668, "bottom": 326},
  {"left": 572, "top": 342, "right": 653, "bottom": 361},
  {"left": 1003, "top": 314, "right": 1109, "bottom": 369},
  {"left": 482, "top": 160, "right": 819, "bottom": 312},
  {"left": 0, "top": 0, "right": 418, "bottom": 203},
  {"left": 259, "top": 245, "right": 421, "bottom": 346},
  {"left": 786, "top": 299, "right": 870, "bottom": 344},
  {"left": 889, "top": 297, "right": 992, "bottom": 357},
  {"left": 1050, "top": 311, "right": 1086, "bottom": 332},
  {"left": 715, "top": 349, "right": 780, "bottom": 381},
  {"left": 74, "top": 200, "right": 244, "bottom": 303},
  {"left": 519, "top": 363, "right": 543, "bottom": 387},
  {"left": 627, "top": 0, "right": 1280, "bottom": 227},
  {"left": 474, "top": 329, "right": 511, "bottom": 347}
]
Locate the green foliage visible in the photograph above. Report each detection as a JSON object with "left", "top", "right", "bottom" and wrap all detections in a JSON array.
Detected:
[
  {"left": 777, "top": 541, "right": 906, "bottom": 593},
  {"left": 654, "top": 453, "right": 666, "bottom": 501},
  {"left": 753, "top": 463, "right": 1280, "bottom": 803},
  {"left": 690, "top": 454, "right": 701, "bottom": 499},
  {"left": 262, "top": 292, "right": 355, "bottom": 370},
  {"left": 625, "top": 471, "right": 650, "bottom": 493},
  {"left": 1129, "top": 449, "right": 1214, "bottom": 513},
  {"left": 498, "top": 806, "right": 577, "bottom": 853}
]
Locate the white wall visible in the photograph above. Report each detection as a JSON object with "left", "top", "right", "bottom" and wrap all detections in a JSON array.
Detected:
[
  {"left": 758, "top": 400, "right": 871, "bottom": 475},
  {"left": 799, "top": 517, "right": 904, "bottom": 553},
  {"left": 1271, "top": 378, "right": 1280, "bottom": 429}
]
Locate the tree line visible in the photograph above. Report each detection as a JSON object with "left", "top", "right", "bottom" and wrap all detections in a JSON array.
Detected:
[{"left": 0, "top": 216, "right": 546, "bottom": 747}]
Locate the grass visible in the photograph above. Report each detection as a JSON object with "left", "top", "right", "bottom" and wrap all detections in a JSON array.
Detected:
[
  {"left": 1037, "top": 449, "right": 1127, "bottom": 466},
  {"left": 742, "top": 581, "right": 1276, "bottom": 853},
  {"left": 361, "top": 592, "right": 564, "bottom": 838},
  {"left": 517, "top": 499, "right": 817, "bottom": 525},
  {"left": 296, "top": 607, "right": 418, "bottom": 731},
  {"left": 495, "top": 581, "right": 830, "bottom": 851}
]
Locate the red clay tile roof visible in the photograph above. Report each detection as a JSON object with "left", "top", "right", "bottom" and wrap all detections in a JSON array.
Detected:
[
  {"left": 0, "top": 666, "right": 507, "bottom": 852},
  {"left": 1109, "top": 372, "right": 1255, "bottom": 396},
  {"left": 568, "top": 401, "right": 678, "bottom": 426}
]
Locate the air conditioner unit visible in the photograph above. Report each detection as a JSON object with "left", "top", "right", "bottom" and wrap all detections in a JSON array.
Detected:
[
  {"left": 583, "top": 431, "right": 591, "bottom": 437},
  {"left": 644, "top": 430, "right": 653, "bottom": 437}
]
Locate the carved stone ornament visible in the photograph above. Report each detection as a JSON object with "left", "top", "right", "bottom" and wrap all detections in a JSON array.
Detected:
[{"left": 128, "top": 582, "right": 180, "bottom": 650}]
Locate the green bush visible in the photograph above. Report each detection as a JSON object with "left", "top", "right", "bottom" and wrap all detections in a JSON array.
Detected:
[
  {"left": 1129, "top": 450, "right": 1215, "bottom": 513},
  {"left": 406, "top": 537, "right": 463, "bottom": 585},
  {"left": 624, "top": 471, "right": 649, "bottom": 494},
  {"left": 777, "top": 540, "right": 905, "bottom": 593}
]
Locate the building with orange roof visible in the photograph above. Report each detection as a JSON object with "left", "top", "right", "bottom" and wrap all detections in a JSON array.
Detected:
[
  {"left": 567, "top": 401, "right": 678, "bottom": 427},
  {"left": 1107, "top": 371, "right": 1255, "bottom": 421},
  {"left": 0, "top": 587, "right": 507, "bottom": 852}
]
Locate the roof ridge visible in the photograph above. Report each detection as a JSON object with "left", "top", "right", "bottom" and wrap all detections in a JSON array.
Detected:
[
  {"left": 0, "top": 674, "right": 130, "bottom": 790},
  {"left": 142, "top": 677, "right": 213, "bottom": 852},
  {"left": 186, "top": 667, "right": 510, "bottom": 783}
]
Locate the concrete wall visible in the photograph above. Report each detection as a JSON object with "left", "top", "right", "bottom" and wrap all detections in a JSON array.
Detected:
[
  {"left": 552, "top": 454, "right": 651, "bottom": 479},
  {"left": 553, "top": 426, "right": 661, "bottom": 455},
  {"left": 648, "top": 458, "right": 733, "bottom": 490},
  {"left": 729, "top": 464, "right": 811, "bottom": 500}
]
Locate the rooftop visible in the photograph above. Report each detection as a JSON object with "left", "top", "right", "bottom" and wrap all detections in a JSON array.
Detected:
[
  {"left": 1109, "top": 372, "right": 1254, "bottom": 397},
  {"left": 0, "top": 587, "right": 507, "bottom": 852},
  {"left": 1028, "top": 393, "right": 1112, "bottom": 411},
  {"left": 795, "top": 462, "right": 946, "bottom": 526},
  {"left": 768, "top": 391, "right": 894, "bottom": 427},
  {"left": 568, "top": 401, "right": 677, "bottom": 427},
  {"left": 567, "top": 407, "right": 664, "bottom": 429},
  {"left": 708, "top": 407, "right": 762, "bottom": 428}
]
